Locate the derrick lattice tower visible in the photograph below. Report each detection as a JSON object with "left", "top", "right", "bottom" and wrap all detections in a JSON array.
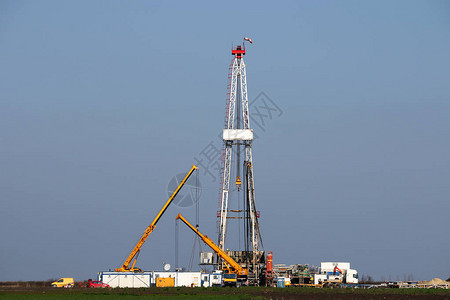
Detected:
[{"left": 217, "top": 39, "right": 264, "bottom": 284}]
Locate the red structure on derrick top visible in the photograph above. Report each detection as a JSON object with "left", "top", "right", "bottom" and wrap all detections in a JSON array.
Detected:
[
  {"left": 232, "top": 37, "right": 253, "bottom": 58},
  {"left": 232, "top": 45, "right": 245, "bottom": 58}
]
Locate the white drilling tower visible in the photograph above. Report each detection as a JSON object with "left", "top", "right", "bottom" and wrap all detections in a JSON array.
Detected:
[{"left": 217, "top": 38, "right": 264, "bottom": 285}]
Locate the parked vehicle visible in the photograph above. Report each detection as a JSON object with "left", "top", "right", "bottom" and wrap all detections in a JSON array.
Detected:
[
  {"left": 314, "top": 262, "right": 358, "bottom": 288},
  {"left": 88, "top": 280, "right": 110, "bottom": 288},
  {"left": 51, "top": 278, "right": 74, "bottom": 288}
]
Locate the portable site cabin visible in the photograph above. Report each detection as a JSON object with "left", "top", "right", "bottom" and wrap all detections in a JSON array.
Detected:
[
  {"left": 98, "top": 272, "right": 152, "bottom": 288},
  {"left": 98, "top": 271, "right": 218, "bottom": 288}
]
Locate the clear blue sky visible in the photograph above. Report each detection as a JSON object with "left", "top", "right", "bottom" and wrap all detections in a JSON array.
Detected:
[{"left": 1, "top": 0, "right": 449, "bottom": 282}]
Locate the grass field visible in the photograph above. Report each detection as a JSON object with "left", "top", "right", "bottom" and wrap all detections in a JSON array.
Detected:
[{"left": 1, "top": 286, "right": 450, "bottom": 300}]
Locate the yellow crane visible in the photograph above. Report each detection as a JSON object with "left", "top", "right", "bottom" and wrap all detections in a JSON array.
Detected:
[
  {"left": 115, "top": 165, "right": 198, "bottom": 272},
  {"left": 175, "top": 213, "right": 248, "bottom": 286}
]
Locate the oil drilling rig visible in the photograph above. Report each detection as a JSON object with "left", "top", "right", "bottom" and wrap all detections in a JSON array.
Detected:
[{"left": 216, "top": 38, "right": 266, "bottom": 285}]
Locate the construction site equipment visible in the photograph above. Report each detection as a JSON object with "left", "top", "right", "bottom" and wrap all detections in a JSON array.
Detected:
[
  {"left": 115, "top": 164, "right": 199, "bottom": 272},
  {"left": 406, "top": 278, "right": 449, "bottom": 289},
  {"left": 291, "top": 264, "right": 314, "bottom": 285},
  {"left": 266, "top": 251, "right": 274, "bottom": 286},
  {"left": 314, "top": 262, "right": 359, "bottom": 288},
  {"left": 155, "top": 277, "right": 175, "bottom": 287},
  {"left": 218, "top": 37, "right": 263, "bottom": 286},
  {"left": 176, "top": 213, "right": 248, "bottom": 286}
]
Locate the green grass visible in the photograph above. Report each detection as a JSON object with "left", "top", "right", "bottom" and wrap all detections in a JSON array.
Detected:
[
  {"left": 0, "top": 286, "right": 448, "bottom": 300},
  {"left": 0, "top": 296, "right": 249, "bottom": 300}
]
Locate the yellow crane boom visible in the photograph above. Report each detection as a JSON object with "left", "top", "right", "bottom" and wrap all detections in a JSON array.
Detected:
[
  {"left": 175, "top": 213, "right": 248, "bottom": 276},
  {"left": 116, "top": 164, "right": 198, "bottom": 272}
]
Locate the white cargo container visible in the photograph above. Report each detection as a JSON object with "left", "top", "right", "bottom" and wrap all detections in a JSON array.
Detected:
[
  {"left": 153, "top": 271, "right": 203, "bottom": 287},
  {"left": 199, "top": 272, "right": 223, "bottom": 287},
  {"left": 176, "top": 272, "right": 202, "bottom": 287},
  {"left": 209, "top": 271, "right": 223, "bottom": 287},
  {"left": 200, "top": 252, "right": 214, "bottom": 264},
  {"left": 98, "top": 272, "right": 152, "bottom": 288},
  {"left": 201, "top": 273, "right": 210, "bottom": 287},
  {"left": 98, "top": 271, "right": 222, "bottom": 288}
]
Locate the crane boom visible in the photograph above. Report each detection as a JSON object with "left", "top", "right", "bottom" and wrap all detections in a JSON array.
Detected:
[
  {"left": 116, "top": 164, "right": 198, "bottom": 272},
  {"left": 175, "top": 213, "right": 248, "bottom": 276}
]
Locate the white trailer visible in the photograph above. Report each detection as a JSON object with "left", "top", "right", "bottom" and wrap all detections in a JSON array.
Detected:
[
  {"left": 98, "top": 271, "right": 221, "bottom": 288},
  {"left": 98, "top": 272, "right": 152, "bottom": 288},
  {"left": 153, "top": 271, "right": 203, "bottom": 287}
]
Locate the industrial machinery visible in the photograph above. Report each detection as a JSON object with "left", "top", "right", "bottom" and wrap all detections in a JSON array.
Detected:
[
  {"left": 314, "top": 262, "right": 359, "bottom": 288},
  {"left": 266, "top": 251, "right": 274, "bottom": 286},
  {"left": 115, "top": 165, "right": 198, "bottom": 272},
  {"left": 217, "top": 37, "right": 264, "bottom": 285},
  {"left": 175, "top": 213, "right": 248, "bottom": 287},
  {"left": 290, "top": 264, "right": 314, "bottom": 285}
]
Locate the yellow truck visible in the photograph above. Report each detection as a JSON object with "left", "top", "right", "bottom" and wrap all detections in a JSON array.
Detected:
[{"left": 51, "top": 278, "right": 74, "bottom": 288}]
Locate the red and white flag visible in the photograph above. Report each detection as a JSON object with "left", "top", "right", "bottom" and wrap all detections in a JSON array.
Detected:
[{"left": 244, "top": 37, "right": 253, "bottom": 44}]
